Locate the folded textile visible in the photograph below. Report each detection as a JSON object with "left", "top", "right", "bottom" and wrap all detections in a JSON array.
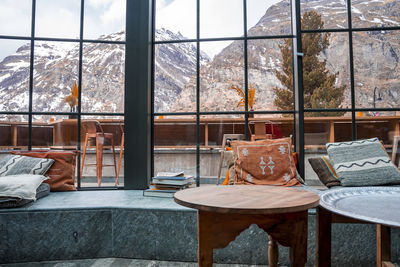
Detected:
[
  {"left": 0, "top": 183, "right": 50, "bottom": 208},
  {"left": 0, "top": 174, "right": 48, "bottom": 200}
]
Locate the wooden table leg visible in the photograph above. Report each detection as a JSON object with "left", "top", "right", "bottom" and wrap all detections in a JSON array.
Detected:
[
  {"left": 377, "top": 224, "right": 394, "bottom": 267},
  {"left": 316, "top": 206, "right": 332, "bottom": 267},
  {"left": 198, "top": 210, "right": 214, "bottom": 267},
  {"left": 268, "top": 235, "right": 279, "bottom": 267},
  {"left": 289, "top": 211, "right": 308, "bottom": 267}
]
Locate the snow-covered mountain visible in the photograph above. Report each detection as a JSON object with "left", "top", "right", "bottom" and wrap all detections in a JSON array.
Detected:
[
  {"left": 0, "top": 31, "right": 125, "bottom": 115},
  {"left": 0, "top": 29, "right": 209, "bottom": 117},
  {"left": 171, "top": 0, "right": 400, "bottom": 112},
  {"left": 154, "top": 28, "right": 210, "bottom": 112},
  {"left": 1, "top": 0, "right": 399, "bottom": 117}
]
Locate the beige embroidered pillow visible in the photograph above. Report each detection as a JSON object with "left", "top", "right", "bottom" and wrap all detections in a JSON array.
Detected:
[{"left": 230, "top": 137, "right": 300, "bottom": 186}]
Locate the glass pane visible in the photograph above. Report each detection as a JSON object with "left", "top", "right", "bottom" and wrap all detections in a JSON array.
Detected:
[
  {"left": 353, "top": 31, "right": 400, "bottom": 109},
  {"left": 154, "top": 115, "right": 196, "bottom": 178},
  {"left": 248, "top": 39, "right": 294, "bottom": 112},
  {"left": 200, "top": 40, "right": 244, "bottom": 112},
  {"left": 84, "top": 0, "right": 126, "bottom": 41},
  {"left": 356, "top": 115, "right": 399, "bottom": 151},
  {"left": 200, "top": 0, "right": 243, "bottom": 38},
  {"left": 33, "top": 115, "right": 75, "bottom": 149},
  {"left": 304, "top": 111, "right": 352, "bottom": 186},
  {"left": 0, "top": 39, "right": 30, "bottom": 111},
  {"left": 247, "top": 0, "right": 292, "bottom": 36},
  {"left": 351, "top": 0, "right": 400, "bottom": 28},
  {"left": 80, "top": 115, "right": 124, "bottom": 188},
  {"left": 0, "top": 0, "right": 31, "bottom": 36},
  {"left": 35, "top": 0, "right": 80, "bottom": 38},
  {"left": 33, "top": 41, "right": 79, "bottom": 112},
  {"left": 154, "top": 42, "right": 200, "bottom": 113},
  {"left": 199, "top": 114, "right": 245, "bottom": 184},
  {"left": 0, "top": 115, "right": 28, "bottom": 150},
  {"left": 302, "top": 32, "right": 349, "bottom": 111},
  {"left": 82, "top": 43, "right": 125, "bottom": 113},
  {"left": 155, "top": 0, "right": 196, "bottom": 41},
  {"left": 300, "top": 1, "right": 348, "bottom": 30},
  {"left": 251, "top": 114, "right": 294, "bottom": 139}
]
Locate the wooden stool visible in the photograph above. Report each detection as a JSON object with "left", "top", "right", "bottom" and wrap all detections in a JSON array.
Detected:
[
  {"left": 216, "top": 134, "right": 245, "bottom": 185},
  {"left": 248, "top": 120, "right": 274, "bottom": 141},
  {"left": 80, "top": 120, "right": 117, "bottom": 186}
]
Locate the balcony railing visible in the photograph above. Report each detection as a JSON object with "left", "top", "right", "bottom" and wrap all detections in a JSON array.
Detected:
[{"left": 0, "top": 116, "right": 399, "bottom": 151}]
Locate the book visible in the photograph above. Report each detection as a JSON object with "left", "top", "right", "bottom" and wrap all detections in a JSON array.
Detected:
[
  {"left": 149, "top": 184, "right": 189, "bottom": 190},
  {"left": 143, "top": 189, "right": 177, "bottom": 198},
  {"left": 155, "top": 171, "right": 184, "bottom": 177},
  {"left": 152, "top": 176, "right": 194, "bottom": 186}
]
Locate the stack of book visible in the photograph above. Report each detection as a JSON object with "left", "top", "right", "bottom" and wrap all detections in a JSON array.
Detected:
[{"left": 143, "top": 171, "right": 194, "bottom": 198}]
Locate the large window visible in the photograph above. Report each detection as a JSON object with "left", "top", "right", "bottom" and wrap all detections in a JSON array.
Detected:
[
  {"left": 0, "top": 0, "right": 126, "bottom": 188},
  {"left": 1, "top": 0, "right": 399, "bottom": 189},
  {"left": 153, "top": 0, "right": 296, "bottom": 184},
  {"left": 153, "top": 0, "right": 400, "bottom": 185}
]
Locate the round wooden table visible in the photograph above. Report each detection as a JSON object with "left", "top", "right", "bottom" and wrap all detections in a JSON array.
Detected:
[{"left": 174, "top": 185, "right": 320, "bottom": 267}]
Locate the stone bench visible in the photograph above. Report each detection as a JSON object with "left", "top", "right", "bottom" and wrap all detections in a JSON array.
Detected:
[{"left": 0, "top": 190, "right": 399, "bottom": 266}]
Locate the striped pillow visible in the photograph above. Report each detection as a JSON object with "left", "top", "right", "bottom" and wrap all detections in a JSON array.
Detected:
[
  {"left": 326, "top": 138, "right": 400, "bottom": 186},
  {"left": 0, "top": 155, "right": 54, "bottom": 177},
  {"left": 308, "top": 156, "right": 341, "bottom": 188}
]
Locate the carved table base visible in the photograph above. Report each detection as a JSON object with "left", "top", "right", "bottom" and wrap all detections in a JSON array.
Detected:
[{"left": 197, "top": 210, "right": 308, "bottom": 267}]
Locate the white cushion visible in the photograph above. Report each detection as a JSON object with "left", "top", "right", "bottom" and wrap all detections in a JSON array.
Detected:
[{"left": 0, "top": 174, "right": 48, "bottom": 200}]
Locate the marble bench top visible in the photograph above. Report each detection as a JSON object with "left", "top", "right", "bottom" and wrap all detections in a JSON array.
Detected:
[
  {"left": 0, "top": 190, "right": 193, "bottom": 213},
  {"left": 0, "top": 186, "right": 323, "bottom": 214}
]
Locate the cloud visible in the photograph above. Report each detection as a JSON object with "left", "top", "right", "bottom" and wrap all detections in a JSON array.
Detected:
[
  {"left": 156, "top": 0, "right": 282, "bottom": 57},
  {"left": 101, "top": 0, "right": 125, "bottom": 24},
  {"left": 87, "top": 0, "right": 113, "bottom": 8}
]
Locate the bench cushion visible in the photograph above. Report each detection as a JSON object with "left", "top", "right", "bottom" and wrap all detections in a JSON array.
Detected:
[
  {"left": 0, "top": 183, "right": 50, "bottom": 208},
  {"left": 12, "top": 150, "right": 77, "bottom": 191},
  {"left": 308, "top": 156, "right": 341, "bottom": 188},
  {"left": 326, "top": 138, "right": 400, "bottom": 186},
  {"left": 0, "top": 155, "right": 54, "bottom": 176}
]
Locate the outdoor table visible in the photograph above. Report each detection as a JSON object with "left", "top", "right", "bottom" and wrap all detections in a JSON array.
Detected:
[
  {"left": 316, "top": 187, "right": 400, "bottom": 267},
  {"left": 174, "top": 185, "right": 320, "bottom": 267}
]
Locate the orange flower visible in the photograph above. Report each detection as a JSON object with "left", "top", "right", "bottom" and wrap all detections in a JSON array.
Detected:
[
  {"left": 64, "top": 81, "right": 79, "bottom": 108},
  {"left": 71, "top": 81, "right": 79, "bottom": 99},
  {"left": 64, "top": 94, "right": 78, "bottom": 108},
  {"left": 231, "top": 83, "right": 256, "bottom": 110}
]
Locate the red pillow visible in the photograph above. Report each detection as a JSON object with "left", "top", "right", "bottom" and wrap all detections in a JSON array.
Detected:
[{"left": 11, "top": 150, "right": 78, "bottom": 191}]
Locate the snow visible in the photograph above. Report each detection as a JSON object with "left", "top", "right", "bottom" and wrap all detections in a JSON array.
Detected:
[
  {"left": 372, "top": 18, "right": 383, "bottom": 24},
  {"left": 383, "top": 18, "right": 400, "bottom": 25},
  {"left": 0, "top": 73, "right": 11, "bottom": 83},
  {"left": 268, "top": 57, "right": 275, "bottom": 68},
  {"left": 5, "top": 61, "right": 30, "bottom": 72},
  {"left": 351, "top": 6, "right": 362, "bottom": 14}
]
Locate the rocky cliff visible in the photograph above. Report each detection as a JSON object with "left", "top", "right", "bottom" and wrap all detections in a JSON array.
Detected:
[{"left": 170, "top": 0, "right": 400, "bottom": 113}]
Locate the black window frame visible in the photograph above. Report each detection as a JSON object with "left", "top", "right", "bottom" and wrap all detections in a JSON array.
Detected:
[
  {"left": 0, "top": 0, "right": 126, "bottom": 190},
  {"left": 150, "top": 0, "right": 400, "bottom": 186}
]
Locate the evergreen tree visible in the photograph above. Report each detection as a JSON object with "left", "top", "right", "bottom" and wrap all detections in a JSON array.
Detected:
[{"left": 273, "top": 10, "right": 345, "bottom": 116}]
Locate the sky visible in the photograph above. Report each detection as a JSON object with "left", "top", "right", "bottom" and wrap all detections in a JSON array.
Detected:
[
  {"left": 0, "top": 0, "right": 125, "bottom": 61},
  {"left": 156, "top": 0, "right": 281, "bottom": 58},
  {"left": 0, "top": 0, "right": 280, "bottom": 61}
]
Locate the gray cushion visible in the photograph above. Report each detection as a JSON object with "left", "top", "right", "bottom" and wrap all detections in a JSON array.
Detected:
[
  {"left": 0, "top": 155, "right": 54, "bottom": 176},
  {"left": 0, "top": 183, "right": 50, "bottom": 209},
  {"left": 326, "top": 138, "right": 400, "bottom": 186}
]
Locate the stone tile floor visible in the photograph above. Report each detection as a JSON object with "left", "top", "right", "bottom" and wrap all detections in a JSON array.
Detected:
[{"left": 0, "top": 258, "right": 275, "bottom": 267}]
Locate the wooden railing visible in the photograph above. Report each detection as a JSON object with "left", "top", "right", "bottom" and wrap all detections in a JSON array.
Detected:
[{"left": 0, "top": 116, "right": 399, "bottom": 150}]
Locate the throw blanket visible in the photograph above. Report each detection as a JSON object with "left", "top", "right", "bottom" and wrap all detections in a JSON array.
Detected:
[{"left": 0, "top": 174, "right": 48, "bottom": 200}]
